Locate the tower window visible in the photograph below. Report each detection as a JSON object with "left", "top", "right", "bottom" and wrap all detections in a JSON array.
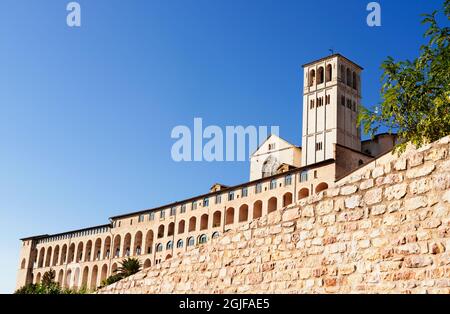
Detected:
[
  {"left": 352, "top": 72, "right": 357, "bottom": 90},
  {"left": 326, "top": 64, "right": 332, "bottom": 82},
  {"left": 347, "top": 99, "right": 352, "bottom": 109},
  {"left": 346, "top": 68, "right": 352, "bottom": 86},
  {"left": 315, "top": 142, "right": 323, "bottom": 151},
  {"left": 268, "top": 143, "right": 276, "bottom": 150},
  {"left": 318, "top": 67, "right": 324, "bottom": 84},
  {"left": 325, "top": 95, "right": 331, "bottom": 105},
  {"left": 310, "top": 99, "right": 315, "bottom": 109},
  {"left": 341, "top": 96, "right": 345, "bottom": 106},
  {"left": 309, "top": 70, "right": 316, "bottom": 86}
]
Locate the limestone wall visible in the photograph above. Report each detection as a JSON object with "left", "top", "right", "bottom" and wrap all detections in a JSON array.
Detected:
[{"left": 99, "top": 136, "right": 450, "bottom": 294}]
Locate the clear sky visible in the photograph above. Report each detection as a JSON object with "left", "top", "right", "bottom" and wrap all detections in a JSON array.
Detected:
[{"left": 0, "top": 0, "right": 446, "bottom": 293}]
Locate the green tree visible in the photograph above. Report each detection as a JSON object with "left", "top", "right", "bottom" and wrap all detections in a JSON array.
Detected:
[
  {"left": 359, "top": 0, "right": 450, "bottom": 152},
  {"left": 115, "top": 257, "right": 142, "bottom": 277}
]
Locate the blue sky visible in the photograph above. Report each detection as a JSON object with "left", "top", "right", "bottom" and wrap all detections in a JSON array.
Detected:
[{"left": 0, "top": 0, "right": 445, "bottom": 293}]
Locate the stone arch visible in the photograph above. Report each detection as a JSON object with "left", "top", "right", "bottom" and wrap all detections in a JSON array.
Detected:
[
  {"left": 45, "top": 246, "right": 52, "bottom": 267},
  {"left": 168, "top": 222, "right": 175, "bottom": 237},
  {"left": 68, "top": 243, "right": 76, "bottom": 263},
  {"left": 189, "top": 217, "right": 196, "bottom": 232},
  {"left": 84, "top": 240, "right": 92, "bottom": 262},
  {"left": 76, "top": 242, "right": 84, "bottom": 263},
  {"left": 145, "top": 230, "right": 154, "bottom": 254},
  {"left": 90, "top": 265, "right": 98, "bottom": 290},
  {"left": 157, "top": 225, "right": 165, "bottom": 238},
  {"left": 100, "top": 264, "right": 108, "bottom": 284},
  {"left": 318, "top": 66, "right": 325, "bottom": 84},
  {"left": 111, "top": 262, "right": 118, "bottom": 274},
  {"left": 315, "top": 182, "right": 329, "bottom": 194},
  {"left": 212, "top": 211, "right": 221, "bottom": 228},
  {"left": 81, "top": 266, "right": 89, "bottom": 289},
  {"left": 103, "top": 236, "right": 111, "bottom": 259},
  {"left": 93, "top": 238, "right": 101, "bottom": 261},
  {"left": 52, "top": 245, "right": 60, "bottom": 266},
  {"left": 123, "top": 233, "right": 131, "bottom": 257},
  {"left": 35, "top": 272, "right": 41, "bottom": 284},
  {"left": 38, "top": 247, "right": 45, "bottom": 268},
  {"left": 239, "top": 204, "right": 249, "bottom": 222},
  {"left": 326, "top": 64, "right": 332, "bottom": 82},
  {"left": 200, "top": 214, "right": 209, "bottom": 230},
  {"left": 225, "top": 207, "right": 235, "bottom": 225},
  {"left": 57, "top": 269, "right": 64, "bottom": 285},
  {"left": 178, "top": 220, "right": 185, "bottom": 234},
  {"left": 253, "top": 200, "right": 262, "bottom": 219},
  {"left": 73, "top": 267, "right": 80, "bottom": 289},
  {"left": 298, "top": 188, "right": 309, "bottom": 199},
  {"left": 309, "top": 69, "right": 316, "bottom": 86},
  {"left": 268, "top": 197, "right": 277, "bottom": 213},
  {"left": 144, "top": 259, "right": 151, "bottom": 269},
  {"left": 113, "top": 235, "right": 121, "bottom": 258},
  {"left": 64, "top": 269, "right": 71, "bottom": 288},
  {"left": 134, "top": 231, "right": 143, "bottom": 255},
  {"left": 60, "top": 244, "right": 67, "bottom": 265},
  {"left": 283, "top": 192, "right": 293, "bottom": 207}
]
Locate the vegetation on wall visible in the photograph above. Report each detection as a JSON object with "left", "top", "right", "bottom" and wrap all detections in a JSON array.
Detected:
[
  {"left": 99, "top": 257, "right": 142, "bottom": 288},
  {"left": 359, "top": 0, "right": 450, "bottom": 152},
  {"left": 14, "top": 269, "right": 88, "bottom": 294}
]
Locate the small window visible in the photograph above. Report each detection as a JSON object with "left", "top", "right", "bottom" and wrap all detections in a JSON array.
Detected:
[
  {"left": 166, "top": 241, "right": 173, "bottom": 250},
  {"left": 347, "top": 99, "right": 352, "bottom": 109},
  {"left": 187, "top": 237, "right": 195, "bottom": 247},
  {"left": 268, "top": 143, "right": 276, "bottom": 150},
  {"left": 192, "top": 202, "right": 197, "bottom": 210},
  {"left": 156, "top": 244, "right": 163, "bottom": 252},
  {"left": 203, "top": 198, "right": 209, "bottom": 207},
  {"left": 341, "top": 95, "right": 345, "bottom": 106},
  {"left": 325, "top": 95, "right": 331, "bottom": 105},
  {"left": 228, "top": 191, "right": 234, "bottom": 201},
  {"left": 170, "top": 207, "right": 176, "bottom": 216},
  {"left": 160, "top": 210, "right": 165, "bottom": 219},
  {"left": 310, "top": 99, "right": 315, "bottom": 109},
  {"left": 177, "top": 240, "right": 184, "bottom": 248},
  {"left": 138, "top": 215, "right": 144, "bottom": 223},
  {"left": 198, "top": 234, "right": 208, "bottom": 244},
  {"left": 180, "top": 204, "right": 186, "bottom": 214},
  {"left": 149, "top": 212, "right": 155, "bottom": 221},
  {"left": 212, "top": 231, "right": 220, "bottom": 239},
  {"left": 285, "top": 175, "right": 292, "bottom": 186},
  {"left": 255, "top": 183, "right": 262, "bottom": 194},
  {"left": 241, "top": 187, "right": 248, "bottom": 197},
  {"left": 270, "top": 179, "right": 277, "bottom": 190},
  {"left": 215, "top": 194, "right": 221, "bottom": 204},
  {"left": 315, "top": 142, "right": 323, "bottom": 151},
  {"left": 300, "top": 170, "right": 308, "bottom": 182},
  {"left": 314, "top": 170, "right": 318, "bottom": 179}
]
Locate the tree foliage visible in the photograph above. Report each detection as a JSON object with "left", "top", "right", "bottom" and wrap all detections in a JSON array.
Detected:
[
  {"left": 14, "top": 269, "right": 88, "bottom": 294},
  {"left": 359, "top": 0, "right": 450, "bottom": 152}
]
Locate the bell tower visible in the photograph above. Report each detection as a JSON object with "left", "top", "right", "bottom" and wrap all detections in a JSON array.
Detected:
[{"left": 301, "top": 54, "right": 363, "bottom": 167}]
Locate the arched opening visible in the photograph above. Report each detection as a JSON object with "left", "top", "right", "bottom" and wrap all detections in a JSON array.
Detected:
[
  {"left": 346, "top": 68, "right": 352, "bottom": 86},
  {"left": 212, "top": 231, "right": 220, "bottom": 239},
  {"left": 35, "top": 272, "right": 41, "bottom": 284},
  {"left": 212, "top": 211, "right": 221, "bottom": 228},
  {"left": 253, "top": 200, "right": 262, "bottom": 219},
  {"left": 68, "top": 244, "right": 75, "bottom": 263},
  {"left": 157, "top": 225, "right": 165, "bottom": 238},
  {"left": 168, "top": 222, "right": 175, "bottom": 237},
  {"left": 144, "top": 259, "right": 151, "bottom": 269},
  {"left": 315, "top": 182, "right": 329, "bottom": 194},
  {"left": 38, "top": 247, "right": 45, "bottom": 268},
  {"left": 198, "top": 234, "right": 208, "bottom": 245},
  {"left": 64, "top": 269, "right": 71, "bottom": 288},
  {"left": 123, "top": 233, "right": 131, "bottom": 257},
  {"left": 155, "top": 243, "right": 163, "bottom": 252},
  {"left": 326, "top": 64, "right": 332, "bottom": 82},
  {"left": 239, "top": 204, "right": 249, "bottom": 222},
  {"left": 100, "top": 264, "right": 108, "bottom": 284},
  {"left": 60, "top": 244, "right": 67, "bottom": 265},
  {"left": 81, "top": 266, "right": 89, "bottom": 289},
  {"left": 225, "top": 207, "right": 234, "bottom": 225},
  {"left": 52, "top": 245, "right": 59, "bottom": 266},
  {"left": 200, "top": 214, "right": 209, "bottom": 230},
  {"left": 166, "top": 241, "right": 173, "bottom": 250},
  {"left": 283, "top": 192, "right": 293, "bottom": 207},
  {"left": 84, "top": 240, "right": 92, "bottom": 262},
  {"left": 268, "top": 197, "right": 277, "bottom": 213},
  {"left": 112, "top": 235, "right": 121, "bottom": 258},
  {"left": 76, "top": 242, "right": 84, "bottom": 263},
  {"left": 318, "top": 67, "right": 324, "bottom": 84},
  {"left": 189, "top": 217, "right": 196, "bottom": 232},
  {"left": 177, "top": 239, "right": 184, "bottom": 248},
  {"left": 90, "top": 265, "right": 98, "bottom": 290},
  {"left": 73, "top": 267, "right": 80, "bottom": 289},
  {"left": 93, "top": 238, "right": 101, "bottom": 261},
  {"left": 45, "top": 246, "right": 52, "bottom": 267},
  {"left": 21, "top": 258, "right": 26, "bottom": 269},
  {"left": 309, "top": 69, "right": 316, "bottom": 86},
  {"left": 298, "top": 188, "right": 309, "bottom": 200},
  {"left": 178, "top": 220, "right": 185, "bottom": 234},
  {"left": 145, "top": 230, "right": 154, "bottom": 254},
  {"left": 103, "top": 236, "right": 111, "bottom": 259},
  {"left": 165, "top": 254, "right": 172, "bottom": 261},
  {"left": 57, "top": 269, "right": 64, "bottom": 285},
  {"left": 187, "top": 237, "right": 195, "bottom": 247},
  {"left": 111, "top": 263, "right": 118, "bottom": 274},
  {"left": 134, "top": 231, "right": 143, "bottom": 255},
  {"left": 352, "top": 72, "right": 357, "bottom": 89}
]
